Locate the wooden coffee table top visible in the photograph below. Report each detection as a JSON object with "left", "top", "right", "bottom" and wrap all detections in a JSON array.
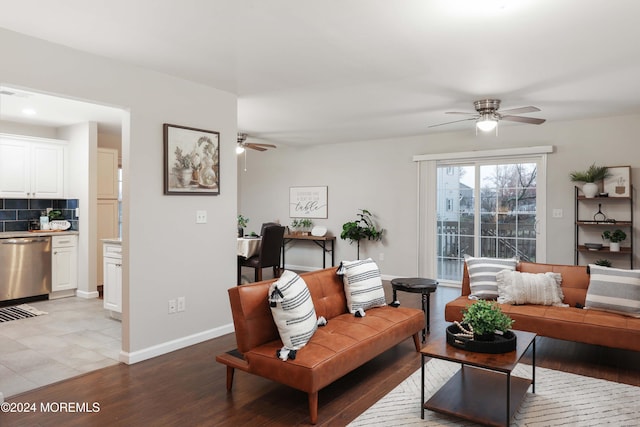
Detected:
[{"left": 421, "top": 329, "right": 536, "bottom": 373}]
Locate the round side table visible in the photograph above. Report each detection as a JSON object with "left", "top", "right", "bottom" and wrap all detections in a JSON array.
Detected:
[{"left": 390, "top": 277, "right": 438, "bottom": 342}]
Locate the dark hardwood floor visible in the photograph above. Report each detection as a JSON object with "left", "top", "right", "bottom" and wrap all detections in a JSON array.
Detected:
[{"left": 2, "top": 284, "right": 639, "bottom": 426}]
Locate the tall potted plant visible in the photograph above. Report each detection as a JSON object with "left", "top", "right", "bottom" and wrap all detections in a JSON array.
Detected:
[
  {"left": 340, "top": 209, "right": 383, "bottom": 259},
  {"left": 569, "top": 163, "right": 610, "bottom": 198}
]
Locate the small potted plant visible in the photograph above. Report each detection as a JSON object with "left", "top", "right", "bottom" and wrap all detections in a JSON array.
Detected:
[
  {"left": 237, "top": 215, "right": 249, "bottom": 237},
  {"left": 569, "top": 163, "right": 610, "bottom": 198},
  {"left": 291, "top": 218, "right": 313, "bottom": 235},
  {"left": 594, "top": 259, "right": 612, "bottom": 267},
  {"left": 461, "top": 300, "right": 514, "bottom": 341},
  {"left": 602, "top": 229, "right": 627, "bottom": 252}
]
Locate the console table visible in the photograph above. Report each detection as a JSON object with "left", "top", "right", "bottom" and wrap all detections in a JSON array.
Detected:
[{"left": 282, "top": 234, "right": 336, "bottom": 269}]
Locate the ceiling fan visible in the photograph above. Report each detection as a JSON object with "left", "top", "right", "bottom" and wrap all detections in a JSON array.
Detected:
[
  {"left": 237, "top": 133, "right": 276, "bottom": 153},
  {"left": 429, "top": 99, "right": 546, "bottom": 132}
]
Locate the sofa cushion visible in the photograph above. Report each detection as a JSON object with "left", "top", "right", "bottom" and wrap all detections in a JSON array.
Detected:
[
  {"left": 465, "top": 255, "right": 518, "bottom": 300},
  {"left": 585, "top": 265, "right": 640, "bottom": 318},
  {"left": 338, "top": 258, "right": 386, "bottom": 315},
  {"left": 268, "top": 270, "right": 319, "bottom": 352},
  {"left": 496, "top": 270, "right": 566, "bottom": 306}
]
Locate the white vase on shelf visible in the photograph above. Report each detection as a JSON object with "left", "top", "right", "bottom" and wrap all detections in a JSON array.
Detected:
[
  {"left": 582, "top": 182, "right": 598, "bottom": 198},
  {"left": 610, "top": 242, "right": 621, "bottom": 252}
]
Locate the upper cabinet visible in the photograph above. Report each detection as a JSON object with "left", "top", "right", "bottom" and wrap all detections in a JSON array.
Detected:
[
  {"left": 0, "top": 135, "right": 67, "bottom": 199},
  {"left": 97, "top": 147, "right": 119, "bottom": 199}
]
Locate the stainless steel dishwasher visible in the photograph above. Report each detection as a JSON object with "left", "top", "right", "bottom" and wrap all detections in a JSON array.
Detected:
[{"left": 0, "top": 236, "right": 52, "bottom": 301}]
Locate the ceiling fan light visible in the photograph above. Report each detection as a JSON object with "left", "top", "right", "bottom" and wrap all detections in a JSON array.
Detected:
[
  {"left": 476, "top": 114, "right": 498, "bottom": 132},
  {"left": 236, "top": 145, "right": 245, "bottom": 154}
]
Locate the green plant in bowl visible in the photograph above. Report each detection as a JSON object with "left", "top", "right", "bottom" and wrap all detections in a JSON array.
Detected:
[{"left": 462, "top": 300, "right": 514, "bottom": 338}]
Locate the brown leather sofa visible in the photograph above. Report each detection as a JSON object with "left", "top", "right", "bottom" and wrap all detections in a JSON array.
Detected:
[
  {"left": 445, "top": 261, "right": 640, "bottom": 352},
  {"left": 216, "top": 266, "right": 425, "bottom": 424}
]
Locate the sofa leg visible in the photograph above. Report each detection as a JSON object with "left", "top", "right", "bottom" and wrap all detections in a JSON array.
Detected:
[
  {"left": 308, "top": 391, "right": 318, "bottom": 424},
  {"left": 412, "top": 332, "right": 421, "bottom": 352},
  {"left": 226, "top": 366, "right": 235, "bottom": 391}
]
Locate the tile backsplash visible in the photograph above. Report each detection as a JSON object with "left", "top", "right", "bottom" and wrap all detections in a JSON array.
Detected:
[{"left": 0, "top": 198, "right": 79, "bottom": 232}]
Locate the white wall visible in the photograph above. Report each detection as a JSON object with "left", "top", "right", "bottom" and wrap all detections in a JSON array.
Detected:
[
  {"left": 239, "top": 114, "right": 640, "bottom": 276},
  {"left": 1, "top": 28, "right": 238, "bottom": 363},
  {"left": 58, "top": 122, "right": 99, "bottom": 299}
]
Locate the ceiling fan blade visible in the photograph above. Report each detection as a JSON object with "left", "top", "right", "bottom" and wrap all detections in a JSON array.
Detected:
[
  {"left": 245, "top": 144, "right": 268, "bottom": 151},
  {"left": 498, "top": 106, "right": 540, "bottom": 115},
  {"left": 445, "top": 111, "right": 478, "bottom": 116},
  {"left": 501, "top": 115, "right": 546, "bottom": 125},
  {"left": 428, "top": 117, "right": 477, "bottom": 128},
  {"left": 246, "top": 143, "right": 277, "bottom": 149}
]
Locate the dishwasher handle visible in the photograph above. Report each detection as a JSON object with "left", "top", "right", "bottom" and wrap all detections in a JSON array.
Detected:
[{"left": 2, "top": 238, "right": 50, "bottom": 245}]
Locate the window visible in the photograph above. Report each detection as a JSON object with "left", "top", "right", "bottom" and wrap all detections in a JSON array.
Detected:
[
  {"left": 413, "top": 146, "right": 550, "bottom": 285},
  {"left": 436, "top": 161, "right": 541, "bottom": 282}
]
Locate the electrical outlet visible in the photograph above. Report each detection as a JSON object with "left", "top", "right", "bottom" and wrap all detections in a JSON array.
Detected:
[
  {"left": 177, "top": 296, "right": 186, "bottom": 312},
  {"left": 168, "top": 299, "right": 177, "bottom": 314},
  {"left": 196, "top": 210, "right": 207, "bottom": 224},
  {"left": 379, "top": 253, "right": 385, "bottom": 261},
  {"left": 552, "top": 209, "right": 563, "bottom": 218}
]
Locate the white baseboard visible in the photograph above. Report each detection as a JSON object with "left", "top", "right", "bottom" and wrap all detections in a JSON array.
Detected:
[
  {"left": 119, "top": 322, "right": 235, "bottom": 365},
  {"left": 75, "top": 289, "right": 99, "bottom": 299}
]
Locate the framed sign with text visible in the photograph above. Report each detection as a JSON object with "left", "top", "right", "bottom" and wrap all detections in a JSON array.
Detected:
[{"left": 289, "top": 186, "right": 328, "bottom": 218}]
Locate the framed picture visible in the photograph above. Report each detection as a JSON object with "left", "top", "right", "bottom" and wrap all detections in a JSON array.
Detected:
[
  {"left": 163, "top": 124, "right": 220, "bottom": 195},
  {"left": 289, "top": 186, "right": 328, "bottom": 218},
  {"left": 603, "top": 166, "right": 631, "bottom": 198}
]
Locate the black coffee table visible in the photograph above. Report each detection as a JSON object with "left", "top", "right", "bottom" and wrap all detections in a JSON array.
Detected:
[{"left": 390, "top": 277, "right": 438, "bottom": 342}]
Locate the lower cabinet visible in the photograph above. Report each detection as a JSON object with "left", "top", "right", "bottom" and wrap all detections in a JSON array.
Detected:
[
  {"left": 103, "top": 240, "right": 122, "bottom": 313},
  {"left": 51, "top": 235, "right": 78, "bottom": 293}
]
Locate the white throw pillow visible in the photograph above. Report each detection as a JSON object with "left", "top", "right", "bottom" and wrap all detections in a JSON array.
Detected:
[
  {"left": 465, "top": 255, "right": 518, "bottom": 300},
  {"left": 496, "top": 270, "right": 567, "bottom": 306},
  {"left": 338, "top": 258, "right": 386, "bottom": 315},
  {"left": 268, "top": 270, "right": 319, "bottom": 356},
  {"left": 585, "top": 264, "right": 640, "bottom": 318}
]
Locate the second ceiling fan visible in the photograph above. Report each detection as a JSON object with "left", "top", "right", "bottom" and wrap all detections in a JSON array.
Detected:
[
  {"left": 430, "top": 99, "right": 546, "bottom": 132},
  {"left": 237, "top": 133, "right": 276, "bottom": 152}
]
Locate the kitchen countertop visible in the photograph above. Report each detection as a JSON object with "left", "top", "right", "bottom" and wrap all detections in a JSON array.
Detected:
[
  {"left": 102, "top": 238, "right": 122, "bottom": 244},
  {"left": 0, "top": 230, "right": 79, "bottom": 239}
]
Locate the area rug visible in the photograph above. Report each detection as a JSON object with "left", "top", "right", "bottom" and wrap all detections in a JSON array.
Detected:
[
  {"left": 0, "top": 304, "right": 47, "bottom": 323},
  {"left": 348, "top": 358, "right": 640, "bottom": 426}
]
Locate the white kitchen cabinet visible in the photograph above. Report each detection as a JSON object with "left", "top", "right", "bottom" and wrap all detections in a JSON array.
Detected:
[
  {"left": 0, "top": 136, "right": 66, "bottom": 198},
  {"left": 103, "top": 240, "right": 122, "bottom": 314},
  {"left": 51, "top": 235, "right": 78, "bottom": 292},
  {"left": 97, "top": 147, "right": 119, "bottom": 199}
]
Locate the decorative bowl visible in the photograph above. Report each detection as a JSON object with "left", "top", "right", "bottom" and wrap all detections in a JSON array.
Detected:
[{"left": 584, "top": 243, "right": 603, "bottom": 251}]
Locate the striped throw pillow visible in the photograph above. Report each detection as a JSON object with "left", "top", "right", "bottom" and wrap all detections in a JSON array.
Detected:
[
  {"left": 465, "top": 255, "right": 518, "bottom": 300},
  {"left": 585, "top": 265, "right": 640, "bottom": 318},
  {"left": 268, "top": 270, "right": 319, "bottom": 351},
  {"left": 339, "top": 258, "right": 386, "bottom": 315}
]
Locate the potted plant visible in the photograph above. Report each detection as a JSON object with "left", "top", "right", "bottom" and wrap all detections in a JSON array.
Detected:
[
  {"left": 569, "top": 163, "right": 610, "bottom": 198},
  {"left": 291, "top": 218, "right": 313, "bottom": 235},
  {"left": 340, "top": 209, "right": 384, "bottom": 259},
  {"left": 237, "top": 215, "right": 249, "bottom": 237},
  {"left": 173, "top": 146, "right": 193, "bottom": 187},
  {"left": 462, "top": 300, "right": 514, "bottom": 341},
  {"left": 594, "top": 259, "right": 612, "bottom": 267},
  {"left": 602, "top": 229, "right": 627, "bottom": 252}
]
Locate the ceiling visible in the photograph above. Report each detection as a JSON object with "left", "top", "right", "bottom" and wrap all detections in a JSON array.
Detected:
[{"left": 1, "top": 0, "right": 640, "bottom": 145}]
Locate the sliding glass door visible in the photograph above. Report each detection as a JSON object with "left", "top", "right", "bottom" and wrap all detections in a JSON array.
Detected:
[{"left": 436, "top": 160, "right": 541, "bottom": 282}]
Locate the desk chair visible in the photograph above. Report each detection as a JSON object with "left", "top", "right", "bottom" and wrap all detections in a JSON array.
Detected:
[{"left": 238, "top": 225, "right": 285, "bottom": 284}]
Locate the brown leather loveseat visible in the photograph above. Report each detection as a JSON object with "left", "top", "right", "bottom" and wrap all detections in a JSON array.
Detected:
[
  {"left": 445, "top": 261, "right": 640, "bottom": 352},
  {"left": 216, "top": 266, "right": 425, "bottom": 424}
]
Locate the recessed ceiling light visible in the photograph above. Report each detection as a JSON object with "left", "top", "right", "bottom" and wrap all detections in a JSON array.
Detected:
[{"left": 22, "top": 108, "right": 37, "bottom": 116}]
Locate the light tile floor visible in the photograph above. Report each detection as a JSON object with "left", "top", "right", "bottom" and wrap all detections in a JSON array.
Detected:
[{"left": 0, "top": 297, "right": 121, "bottom": 398}]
